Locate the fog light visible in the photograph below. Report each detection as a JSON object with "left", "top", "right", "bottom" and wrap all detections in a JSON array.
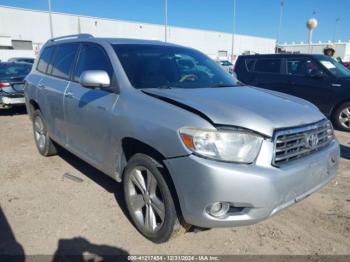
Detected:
[{"left": 207, "top": 202, "right": 230, "bottom": 217}]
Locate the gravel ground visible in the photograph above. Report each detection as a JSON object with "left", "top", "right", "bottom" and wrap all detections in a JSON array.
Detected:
[{"left": 0, "top": 107, "right": 349, "bottom": 256}]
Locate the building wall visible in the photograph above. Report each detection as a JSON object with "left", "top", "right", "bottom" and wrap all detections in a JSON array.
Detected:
[
  {"left": 0, "top": 5, "right": 276, "bottom": 60},
  {"left": 0, "top": 50, "right": 35, "bottom": 61}
]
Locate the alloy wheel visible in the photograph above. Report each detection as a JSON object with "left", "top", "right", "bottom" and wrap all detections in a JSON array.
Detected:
[
  {"left": 34, "top": 116, "right": 46, "bottom": 150},
  {"left": 339, "top": 107, "right": 350, "bottom": 129},
  {"left": 126, "top": 166, "right": 165, "bottom": 233}
]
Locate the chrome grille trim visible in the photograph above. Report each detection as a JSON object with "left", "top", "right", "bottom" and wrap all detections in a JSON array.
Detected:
[{"left": 272, "top": 119, "right": 334, "bottom": 166}]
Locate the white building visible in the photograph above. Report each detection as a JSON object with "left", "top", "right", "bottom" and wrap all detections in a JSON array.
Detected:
[
  {"left": 281, "top": 41, "right": 350, "bottom": 62},
  {"left": 0, "top": 5, "right": 276, "bottom": 61}
]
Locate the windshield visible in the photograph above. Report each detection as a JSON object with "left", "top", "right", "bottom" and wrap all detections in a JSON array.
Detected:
[
  {"left": 113, "top": 44, "right": 237, "bottom": 89},
  {"left": 0, "top": 63, "right": 32, "bottom": 80},
  {"left": 317, "top": 56, "right": 350, "bottom": 78}
]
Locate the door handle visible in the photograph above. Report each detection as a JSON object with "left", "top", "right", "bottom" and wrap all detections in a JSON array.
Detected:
[
  {"left": 332, "top": 83, "right": 342, "bottom": 87},
  {"left": 65, "top": 92, "right": 74, "bottom": 99}
]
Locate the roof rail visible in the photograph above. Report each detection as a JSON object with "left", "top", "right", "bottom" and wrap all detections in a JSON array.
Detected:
[{"left": 49, "top": 34, "right": 93, "bottom": 42}]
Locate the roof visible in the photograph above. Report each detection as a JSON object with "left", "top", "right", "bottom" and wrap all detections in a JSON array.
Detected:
[
  {"left": 44, "top": 34, "right": 188, "bottom": 49},
  {"left": 238, "top": 53, "right": 326, "bottom": 58}
]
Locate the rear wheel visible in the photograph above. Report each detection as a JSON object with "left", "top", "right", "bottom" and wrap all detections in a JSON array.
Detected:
[
  {"left": 123, "top": 153, "right": 187, "bottom": 243},
  {"left": 32, "top": 110, "right": 57, "bottom": 156},
  {"left": 333, "top": 102, "right": 350, "bottom": 132}
]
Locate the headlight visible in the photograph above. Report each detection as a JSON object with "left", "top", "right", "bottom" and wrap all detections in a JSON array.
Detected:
[{"left": 179, "top": 127, "right": 263, "bottom": 163}]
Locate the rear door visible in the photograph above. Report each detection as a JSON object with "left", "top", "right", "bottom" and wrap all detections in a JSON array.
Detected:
[
  {"left": 38, "top": 43, "right": 79, "bottom": 144},
  {"left": 284, "top": 57, "right": 334, "bottom": 114},
  {"left": 252, "top": 58, "right": 287, "bottom": 92},
  {"left": 64, "top": 43, "right": 119, "bottom": 167}
]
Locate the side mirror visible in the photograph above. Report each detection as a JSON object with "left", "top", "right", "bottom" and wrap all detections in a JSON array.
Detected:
[
  {"left": 79, "top": 70, "right": 110, "bottom": 88},
  {"left": 309, "top": 69, "right": 324, "bottom": 79}
]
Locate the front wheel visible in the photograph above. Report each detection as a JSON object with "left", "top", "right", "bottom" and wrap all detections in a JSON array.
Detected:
[
  {"left": 333, "top": 102, "right": 350, "bottom": 132},
  {"left": 123, "top": 153, "right": 185, "bottom": 243}
]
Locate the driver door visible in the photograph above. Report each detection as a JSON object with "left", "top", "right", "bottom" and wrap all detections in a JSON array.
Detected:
[
  {"left": 284, "top": 57, "right": 335, "bottom": 114},
  {"left": 64, "top": 43, "right": 119, "bottom": 168}
]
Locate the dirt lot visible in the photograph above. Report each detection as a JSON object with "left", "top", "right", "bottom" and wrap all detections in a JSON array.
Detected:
[{"left": 0, "top": 107, "right": 350, "bottom": 256}]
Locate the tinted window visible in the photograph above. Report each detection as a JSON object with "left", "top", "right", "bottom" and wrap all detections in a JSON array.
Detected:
[
  {"left": 37, "top": 47, "right": 54, "bottom": 73},
  {"left": 287, "top": 58, "right": 321, "bottom": 76},
  {"left": 73, "top": 44, "right": 114, "bottom": 82},
  {"left": 113, "top": 44, "right": 237, "bottom": 89},
  {"left": 245, "top": 59, "right": 256, "bottom": 72},
  {"left": 50, "top": 43, "right": 79, "bottom": 80},
  {"left": 255, "top": 59, "right": 281, "bottom": 73}
]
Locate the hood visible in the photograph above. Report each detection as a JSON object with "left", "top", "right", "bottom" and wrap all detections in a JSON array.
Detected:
[{"left": 144, "top": 86, "right": 325, "bottom": 137}]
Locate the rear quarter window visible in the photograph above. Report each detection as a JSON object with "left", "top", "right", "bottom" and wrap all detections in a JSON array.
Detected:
[
  {"left": 245, "top": 58, "right": 256, "bottom": 72},
  {"left": 37, "top": 47, "right": 54, "bottom": 74}
]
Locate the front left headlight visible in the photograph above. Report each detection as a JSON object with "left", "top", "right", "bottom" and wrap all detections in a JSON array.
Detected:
[{"left": 179, "top": 127, "right": 263, "bottom": 163}]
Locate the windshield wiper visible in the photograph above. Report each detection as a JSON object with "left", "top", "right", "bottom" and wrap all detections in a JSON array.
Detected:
[
  {"left": 210, "top": 83, "right": 238, "bottom": 88},
  {"left": 156, "top": 85, "right": 177, "bottom": 89}
]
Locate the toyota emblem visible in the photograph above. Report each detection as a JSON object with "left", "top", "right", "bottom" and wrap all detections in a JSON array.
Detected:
[{"left": 305, "top": 133, "right": 319, "bottom": 149}]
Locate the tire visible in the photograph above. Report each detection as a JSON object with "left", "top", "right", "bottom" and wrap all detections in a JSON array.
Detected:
[
  {"left": 32, "top": 110, "right": 57, "bottom": 156},
  {"left": 123, "top": 153, "right": 186, "bottom": 243},
  {"left": 332, "top": 102, "right": 350, "bottom": 132}
]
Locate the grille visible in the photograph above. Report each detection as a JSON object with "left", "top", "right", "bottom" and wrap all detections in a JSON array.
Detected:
[{"left": 272, "top": 119, "right": 334, "bottom": 166}]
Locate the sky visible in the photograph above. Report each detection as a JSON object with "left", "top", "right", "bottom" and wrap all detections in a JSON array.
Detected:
[{"left": 0, "top": 0, "right": 349, "bottom": 43}]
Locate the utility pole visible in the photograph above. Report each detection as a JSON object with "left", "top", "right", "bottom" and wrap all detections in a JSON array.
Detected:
[
  {"left": 276, "top": 0, "right": 284, "bottom": 53},
  {"left": 48, "top": 0, "right": 54, "bottom": 38},
  {"left": 164, "top": 0, "right": 168, "bottom": 42},
  {"left": 332, "top": 18, "right": 340, "bottom": 43},
  {"left": 231, "top": 0, "right": 236, "bottom": 62}
]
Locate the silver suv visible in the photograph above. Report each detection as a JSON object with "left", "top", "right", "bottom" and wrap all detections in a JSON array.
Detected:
[{"left": 24, "top": 34, "right": 340, "bottom": 243}]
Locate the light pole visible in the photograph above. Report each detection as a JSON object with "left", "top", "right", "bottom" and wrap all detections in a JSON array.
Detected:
[
  {"left": 231, "top": 0, "right": 236, "bottom": 62},
  {"left": 164, "top": 0, "right": 168, "bottom": 42},
  {"left": 332, "top": 17, "right": 340, "bottom": 43},
  {"left": 48, "top": 0, "right": 54, "bottom": 38},
  {"left": 276, "top": 0, "right": 284, "bottom": 53}
]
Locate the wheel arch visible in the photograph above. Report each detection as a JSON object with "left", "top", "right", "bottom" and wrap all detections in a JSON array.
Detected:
[
  {"left": 120, "top": 137, "right": 187, "bottom": 226},
  {"left": 330, "top": 98, "right": 350, "bottom": 118},
  {"left": 28, "top": 99, "right": 41, "bottom": 119}
]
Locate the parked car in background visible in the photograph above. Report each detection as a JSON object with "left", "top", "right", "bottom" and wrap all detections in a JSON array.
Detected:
[
  {"left": 8, "top": 57, "right": 35, "bottom": 64},
  {"left": 216, "top": 60, "right": 234, "bottom": 75},
  {"left": 235, "top": 54, "right": 350, "bottom": 131},
  {"left": 25, "top": 35, "right": 339, "bottom": 243},
  {"left": 0, "top": 62, "right": 32, "bottom": 108}
]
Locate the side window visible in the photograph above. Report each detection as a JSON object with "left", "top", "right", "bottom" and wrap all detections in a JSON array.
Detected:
[
  {"left": 50, "top": 43, "right": 79, "bottom": 80},
  {"left": 73, "top": 44, "right": 114, "bottom": 82},
  {"left": 245, "top": 59, "right": 256, "bottom": 72},
  {"left": 287, "top": 58, "right": 320, "bottom": 76},
  {"left": 254, "top": 59, "right": 281, "bottom": 74},
  {"left": 37, "top": 47, "right": 54, "bottom": 73}
]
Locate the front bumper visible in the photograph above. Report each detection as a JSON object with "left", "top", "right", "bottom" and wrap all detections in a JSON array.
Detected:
[{"left": 164, "top": 140, "right": 340, "bottom": 228}]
